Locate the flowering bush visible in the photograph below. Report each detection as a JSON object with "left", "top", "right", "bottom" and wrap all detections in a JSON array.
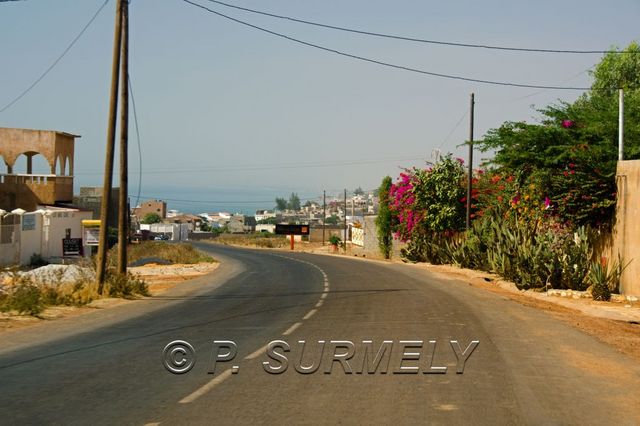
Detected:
[{"left": 389, "top": 155, "right": 466, "bottom": 243}]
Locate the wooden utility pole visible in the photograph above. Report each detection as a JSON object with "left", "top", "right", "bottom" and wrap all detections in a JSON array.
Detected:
[
  {"left": 117, "top": 0, "right": 129, "bottom": 276},
  {"left": 97, "top": 0, "right": 124, "bottom": 293},
  {"left": 343, "top": 189, "right": 347, "bottom": 253},
  {"left": 322, "top": 190, "right": 326, "bottom": 245},
  {"left": 466, "top": 93, "right": 475, "bottom": 229}
]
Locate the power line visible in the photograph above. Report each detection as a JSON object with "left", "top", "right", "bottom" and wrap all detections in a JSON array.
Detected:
[
  {"left": 180, "top": 0, "right": 591, "bottom": 91},
  {"left": 438, "top": 109, "right": 468, "bottom": 150},
  {"left": 74, "top": 154, "right": 429, "bottom": 175},
  {"left": 0, "top": 0, "right": 110, "bottom": 113},
  {"left": 204, "top": 0, "right": 631, "bottom": 55},
  {"left": 129, "top": 75, "right": 143, "bottom": 208}
]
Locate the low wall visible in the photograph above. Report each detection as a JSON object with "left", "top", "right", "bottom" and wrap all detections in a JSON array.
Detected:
[{"left": 610, "top": 160, "right": 640, "bottom": 296}]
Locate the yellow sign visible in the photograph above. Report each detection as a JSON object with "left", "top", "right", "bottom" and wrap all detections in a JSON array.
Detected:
[{"left": 82, "top": 220, "right": 101, "bottom": 227}]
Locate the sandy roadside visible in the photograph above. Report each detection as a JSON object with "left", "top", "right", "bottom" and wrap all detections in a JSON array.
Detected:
[{"left": 0, "top": 262, "right": 219, "bottom": 333}]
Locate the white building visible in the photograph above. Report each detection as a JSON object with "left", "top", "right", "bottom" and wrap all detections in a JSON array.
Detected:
[{"left": 0, "top": 207, "right": 93, "bottom": 266}]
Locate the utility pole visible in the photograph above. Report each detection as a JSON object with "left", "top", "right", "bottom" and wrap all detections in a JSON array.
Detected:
[
  {"left": 343, "top": 189, "right": 347, "bottom": 253},
  {"left": 322, "top": 190, "right": 326, "bottom": 245},
  {"left": 619, "top": 88, "right": 624, "bottom": 161},
  {"left": 466, "top": 93, "right": 475, "bottom": 229},
  {"left": 117, "top": 0, "right": 129, "bottom": 276},
  {"left": 97, "top": 0, "right": 124, "bottom": 293}
]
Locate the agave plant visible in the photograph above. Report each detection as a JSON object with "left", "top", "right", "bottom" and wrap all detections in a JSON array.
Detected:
[{"left": 587, "top": 255, "right": 631, "bottom": 301}]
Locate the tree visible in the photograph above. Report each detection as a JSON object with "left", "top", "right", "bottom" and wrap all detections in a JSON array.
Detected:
[
  {"left": 257, "top": 217, "right": 278, "bottom": 225},
  {"left": 275, "top": 197, "right": 288, "bottom": 211},
  {"left": 354, "top": 187, "right": 364, "bottom": 196},
  {"left": 324, "top": 215, "right": 339, "bottom": 225},
  {"left": 141, "top": 212, "right": 161, "bottom": 224},
  {"left": 590, "top": 41, "right": 640, "bottom": 95},
  {"left": 375, "top": 176, "right": 393, "bottom": 259},
  {"left": 477, "top": 41, "right": 640, "bottom": 227},
  {"left": 287, "top": 193, "right": 301, "bottom": 211}
]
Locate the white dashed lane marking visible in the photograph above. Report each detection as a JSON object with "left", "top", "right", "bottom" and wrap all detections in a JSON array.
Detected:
[{"left": 175, "top": 254, "right": 330, "bottom": 406}]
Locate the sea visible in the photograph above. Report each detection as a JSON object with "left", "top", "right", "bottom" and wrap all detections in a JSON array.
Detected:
[{"left": 128, "top": 185, "right": 327, "bottom": 216}]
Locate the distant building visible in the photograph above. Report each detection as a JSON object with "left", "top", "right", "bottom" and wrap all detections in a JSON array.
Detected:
[
  {"left": 133, "top": 199, "right": 167, "bottom": 221},
  {"left": 206, "top": 212, "right": 232, "bottom": 226},
  {"left": 163, "top": 214, "right": 203, "bottom": 231},
  {"left": 255, "top": 224, "right": 276, "bottom": 233},
  {"left": 227, "top": 214, "right": 256, "bottom": 233},
  {"left": 255, "top": 210, "right": 276, "bottom": 222},
  {"left": 0, "top": 127, "right": 80, "bottom": 212},
  {"left": 72, "top": 186, "right": 119, "bottom": 228}
]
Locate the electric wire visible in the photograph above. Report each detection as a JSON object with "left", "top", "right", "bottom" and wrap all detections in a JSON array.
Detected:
[
  {"left": 180, "top": 0, "right": 592, "bottom": 91},
  {"left": 129, "top": 75, "right": 143, "bottom": 208},
  {"left": 204, "top": 0, "right": 631, "bottom": 55},
  {"left": 0, "top": 0, "right": 110, "bottom": 113}
]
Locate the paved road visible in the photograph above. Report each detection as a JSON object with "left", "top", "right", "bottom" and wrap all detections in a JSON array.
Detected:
[{"left": 1, "top": 244, "right": 639, "bottom": 425}]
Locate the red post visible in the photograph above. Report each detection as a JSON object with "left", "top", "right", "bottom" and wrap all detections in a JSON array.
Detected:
[{"left": 290, "top": 234, "right": 294, "bottom": 250}]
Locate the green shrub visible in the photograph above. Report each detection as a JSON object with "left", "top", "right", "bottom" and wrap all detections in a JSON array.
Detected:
[
  {"left": 3, "top": 281, "right": 44, "bottom": 316},
  {"left": 29, "top": 253, "right": 49, "bottom": 267},
  {"left": 106, "top": 273, "right": 149, "bottom": 298}
]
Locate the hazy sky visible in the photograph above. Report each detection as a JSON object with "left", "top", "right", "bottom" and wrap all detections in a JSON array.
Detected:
[{"left": 1, "top": 0, "right": 638, "bottom": 206}]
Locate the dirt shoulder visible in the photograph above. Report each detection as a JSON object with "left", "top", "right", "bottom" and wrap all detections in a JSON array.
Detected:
[
  {"left": 0, "top": 262, "right": 219, "bottom": 334},
  {"left": 411, "top": 263, "right": 640, "bottom": 360}
]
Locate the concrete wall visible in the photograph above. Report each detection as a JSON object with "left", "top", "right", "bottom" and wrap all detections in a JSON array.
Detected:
[
  {"left": 308, "top": 225, "right": 346, "bottom": 243},
  {"left": 19, "top": 212, "right": 43, "bottom": 265},
  {"left": 41, "top": 210, "right": 92, "bottom": 261},
  {"left": 0, "top": 208, "right": 91, "bottom": 266},
  {"left": 140, "top": 223, "right": 190, "bottom": 241},
  {"left": 610, "top": 160, "right": 640, "bottom": 296}
]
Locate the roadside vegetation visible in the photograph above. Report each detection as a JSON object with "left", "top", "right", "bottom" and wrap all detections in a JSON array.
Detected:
[
  {"left": 377, "top": 42, "right": 640, "bottom": 300},
  {"left": 0, "top": 241, "right": 217, "bottom": 317},
  {"left": 109, "top": 241, "right": 215, "bottom": 266},
  {"left": 215, "top": 233, "right": 288, "bottom": 248},
  {"left": 0, "top": 264, "right": 148, "bottom": 317}
]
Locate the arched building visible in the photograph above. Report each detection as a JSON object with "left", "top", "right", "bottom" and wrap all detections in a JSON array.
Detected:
[{"left": 0, "top": 127, "right": 80, "bottom": 211}]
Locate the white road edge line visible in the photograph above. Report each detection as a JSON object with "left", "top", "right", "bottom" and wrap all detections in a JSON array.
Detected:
[
  {"left": 315, "top": 300, "right": 324, "bottom": 308},
  {"left": 179, "top": 369, "right": 233, "bottom": 404},
  {"left": 303, "top": 309, "right": 317, "bottom": 320},
  {"left": 282, "top": 321, "right": 303, "bottom": 336},
  {"left": 321, "top": 292, "right": 328, "bottom": 299}
]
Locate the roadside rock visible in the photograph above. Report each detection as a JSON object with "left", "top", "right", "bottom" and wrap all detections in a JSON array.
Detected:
[{"left": 16, "top": 265, "right": 95, "bottom": 286}]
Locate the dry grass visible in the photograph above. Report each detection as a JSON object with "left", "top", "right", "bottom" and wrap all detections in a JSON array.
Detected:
[
  {"left": 0, "top": 269, "right": 148, "bottom": 317},
  {"left": 107, "top": 241, "right": 216, "bottom": 266},
  {"left": 215, "top": 233, "right": 289, "bottom": 248}
]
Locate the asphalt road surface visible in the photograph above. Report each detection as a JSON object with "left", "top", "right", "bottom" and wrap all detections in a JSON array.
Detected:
[{"left": 1, "top": 244, "right": 639, "bottom": 425}]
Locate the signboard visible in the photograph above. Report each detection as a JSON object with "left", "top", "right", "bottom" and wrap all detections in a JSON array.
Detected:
[
  {"left": 22, "top": 215, "right": 36, "bottom": 231},
  {"left": 82, "top": 220, "right": 101, "bottom": 246},
  {"left": 62, "top": 238, "right": 83, "bottom": 256},
  {"left": 84, "top": 228, "right": 100, "bottom": 246},
  {"left": 275, "top": 224, "right": 310, "bottom": 236}
]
